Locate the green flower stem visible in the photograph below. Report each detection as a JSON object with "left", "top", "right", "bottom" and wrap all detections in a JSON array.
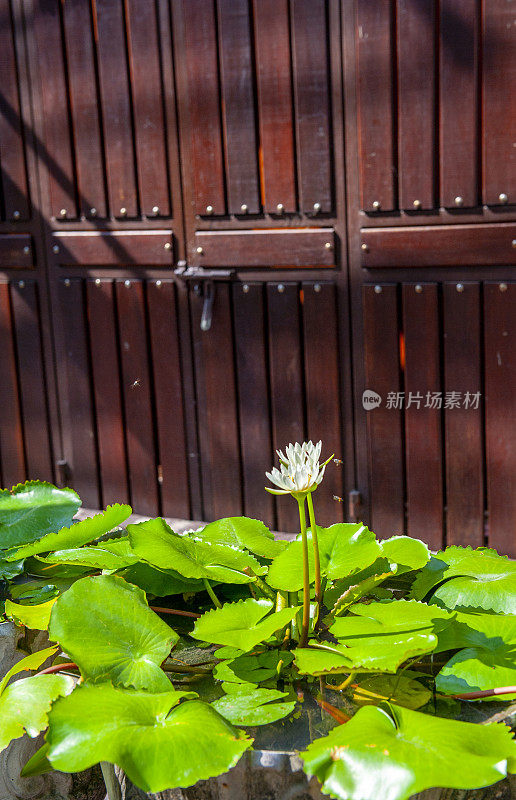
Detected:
[
  {"left": 100, "top": 762, "right": 122, "bottom": 800},
  {"left": 297, "top": 495, "right": 310, "bottom": 647},
  {"left": 252, "top": 573, "right": 277, "bottom": 601},
  {"left": 202, "top": 578, "right": 222, "bottom": 608},
  {"left": 306, "top": 491, "right": 322, "bottom": 605}
]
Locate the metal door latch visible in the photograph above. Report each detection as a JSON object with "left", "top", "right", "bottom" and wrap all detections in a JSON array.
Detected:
[
  {"left": 200, "top": 280, "right": 214, "bottom": 332},
  {"left": 175, "top": 265, "right": 235, "bottom": 332}
]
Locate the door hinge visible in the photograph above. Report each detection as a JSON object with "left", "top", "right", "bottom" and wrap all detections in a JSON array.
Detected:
[{"left": 348, "top": 490, "right": 362, "bottom": 522}]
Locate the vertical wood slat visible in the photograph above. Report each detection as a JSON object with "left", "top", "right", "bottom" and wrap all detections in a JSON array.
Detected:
[
  {"left": 10, "top": 281, "right": 53, "bottom": 483},
  {"left": 443, "top": 282, "right": 483, "bottom": 546},
  {"left": 58, "top": 279, "right": 99, "bottom": 506},
  {"left": 397, "top": 0, "right": 436, "bottom": 210},
  {"left": 86, "top": 279, "right": 129, "bottom": 507},
  {"left": 439, "top": 0, "right": 479, "bottom": 209},
  {"left": 191, "top": 282, "right": 241, "bottom": 520},
  {"left": 482, "top": 0, "right": 516, "bottom": 205},
  {"left": 267, "top": 282, "right": 304, "bottom": 533},
  {"left": 62, "top": 0, "right": 107, "bottom": 219},
  {"left": 95, "top": 0, "right": 138, "bottom": 218},
  {"left": 363, "top": 284, "right": 404, "bottom": 538},
  {"left": 232, "top": 282, "right": 275, "bottom": 528},
  {"left": 253, "top": 0, "right": 296, "bottom": 213},
  {"left": 32, "top": 0, "right": 76, "bottom": 219},
  {"left": 182, "top": 0, "right": 225, "bottom": 216},
  {"left": 402, "top": 283, "right": 443, "bottom": 549},
  {"left": 126, "top": 0, "right": 170, "bottom": 218},
  {"left": 302, "top": 282, "right": 343, "bottom": 526},
  {"left": 484, "top": 282, "right": 516, "bottom": 556},
  {"left": 0, "top": 0, "right": 30, "bottom": 221},
  {"left": 217, "top": 0, "right": 260, "bottom": 215},
  {"left": 115, "top": 280, "right": 159, "bottom": 516},
  {"left": 146, "top": 279, "right": 190, "bottom": 519},
  {"left": 355, "top": 0, "right": 395, "bottom": 212},
  {"left": 0, "top": 282, "right": 25, "bottom": 487},
  {"left": 291, "top": 0, "right": 333, "bottom": 214}
]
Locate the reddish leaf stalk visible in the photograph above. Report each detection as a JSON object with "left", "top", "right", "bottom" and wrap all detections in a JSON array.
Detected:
[
  {"left": 150, "top": 606, "right": 201, "bottom": 618},
  {"left": 452, "top": 686, "right": 516, "bottom": 700}
]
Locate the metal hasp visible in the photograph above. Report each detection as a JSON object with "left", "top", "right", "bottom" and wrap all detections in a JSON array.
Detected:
[{"left": 175, "top": 265, "right": 235, "bottom": 331}]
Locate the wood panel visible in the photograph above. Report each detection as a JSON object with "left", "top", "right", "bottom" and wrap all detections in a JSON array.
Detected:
[
  {"left": 482, "top": 0, "right": 516, "bottom": 206},
  {"left": 302, "top": 281, "right": 342, "bottom": 526},
  {"left": 217, "top": 0, "right": 260, "bottom": 215},
  {"left": 439, "top": 0, "right": 479, "bottom": 209},
  {"left": 0, "top": 234, "right": 33, "bottom": 267},
  {"left": 360, "top": 223, "right": 516, "bottom": 268},
  {"left": 267, "top": 282, "right": 304, "bottom": 533},
  {"left": 397, "top": 0, "right": 436, "bottom": 210},
  {"left": 0, "top": 282, "right": 25, "bottom": 487},
  {"left": 484, "top": 282, "right": 516, "bottom": 556},
  {"left": 147, "top": 279, "right": 190, "bottom": 519},
  {"left": 95, "top": 0, "right": 138, "bottom": 218},
  {"left": 126, "top": 0, "right": 170, "bottom": 218},
  {"left": 193, "top": 229, "right": 336, "bottom": 268},
  {"left": 115, "top": 280, "right": 159, "bottom": 516},
  {"left": 52, "top": 231, "right": 173, "bottom": 266},
  {"left": 33, "top": 0, "right": 76, "bottom": 219},
  {"left": 86, "top": 279, "right": 129, "bottom": 507},
  {"left": 62, "top": 0, "right": 107, "bottom": 219},
  {"left": 443, "top": 282, "right": 483, "bottom": 546},
  {"left": 402, "top": 283, "right": 442, "bottom": 549},
  {"left": 191, "top": 282, "right": 241, "bottom": 520},
  {"left": 253, "top": 0, "right": 296, "bottom": 213},
  {"left": 182, "top": 0, "right": 225, "bottom": 215},
  {"left": 0, "top": 0, "right": 30, "bottom": 221},
  {"left": 291, "top": 0, "right": 333, "bottom": 214},
  {"left": 232, "top": 282, "right": 274, "bottom": 528},
  {"left": 355, "top": 0, "right": 395, "bottom": 212},
  {"left": 363, "top": 284, "right": 404, "bottom": 538},
  {"left": 58, "top": 279, "right": 99, "bottom": 507}
]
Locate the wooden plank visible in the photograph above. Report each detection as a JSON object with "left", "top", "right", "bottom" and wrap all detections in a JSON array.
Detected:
[
  {"left": 193, "top": 229, "right": 336, "bottom": 268},
  {"left": 397, "top": 0, "right": 436, "bottom": 210},
  {"left": 217, "top": 0, "right": 260, "bottom": 215},
  {"left": 439, "top": 0, "right": 479, "bottom": 209},
  {"left": 232, "top": 282, "right": 275, "bottom": 528},
  {"left": 482, "top": 0, "right": 516, "bottom": 205},
  {"left": 267, "top": 282, "right": 304, "bottom": 533},
  {"left": 363, "top": 284, "right": 404, "bottom": 538},
  {"left": 302, "top": 282, "right": 343, "bottom": 526},
  {"left": 291, "top": 0, "right": 333, "bottom": 214},
  {"left": 126, "top": 0, "right": 170, "bottom": 218},
  {"left": 32, "top": 0, "right": 76, "bottom": 219},
  {"left": 86, "top": 279, "right": 129, "bottom": 507},
  {"left": 0, "top": 282, "right": 25, "bottom": 487},
  {"left": 146, "top": 279, "right": 190, "bottom": 519},
  {"left": 182, "top": 0, "right": 225, "bottom": 215},
  {"left": 191, "top": 282, "right": 242, "bottom": 520},
  {"left": 58, "top": 279, "right": 99, "bottom": 506},
  {"left": 10, "top": 281, "right": 53, "bottom": 483},
  {"left": 0, "top": 234, "right": 33, "bottom": 267},
  {"left": 355, "top": 0, "right": 395, "bottom": 212},
  {"left": 253, "top": 0, "right": 296, "bottom": 212},
  {"left": 484, "top": 282, "right": 516, "bottom": 556},
  {"left": 361, "top": 223, "right": 516, "bottom": 268},
  {"left": 402, "top": 283, "right": 442, "bottom": 549},
  {"left": 95, "top": 0, "right": 138, "bottom": 218},
  {"left": 52, "top": 231, "right": 174, "bottom": 266},
  {"left": 443, "top": 282, "right": 483, "bottom": 546},
  {"left": 0, "top": 0, "right": 30, "bottom": 221},
  {"left": 62, "top": 0, "right": 107, "bottom": 219},
  {"left": 115, "top": 279, "right": 159, "bottom": 516}
]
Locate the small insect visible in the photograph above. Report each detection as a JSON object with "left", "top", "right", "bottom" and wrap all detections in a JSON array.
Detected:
[
  {"left": 333, "top": 458, "right": 343, "bottom": 465},
  {"left": 131, "top": 379, "right": 141, "bottom": 389},
  {"left": 333, "top": 495, "right": 344, "bottom": 503}
]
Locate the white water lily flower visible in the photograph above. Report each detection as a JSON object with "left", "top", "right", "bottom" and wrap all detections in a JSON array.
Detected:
[{"left": 265, "top": 440, "right": 333, "bottom": 496}]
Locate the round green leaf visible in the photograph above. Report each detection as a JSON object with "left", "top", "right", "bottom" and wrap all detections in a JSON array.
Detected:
[
  {"left": 45, "top": 684, "right": 252, "bottom": 793},
  {"left": 196, "top": 517, "right": 286, "bottom": 559},
  {"left": 119, "top": 562, "right": 204, "bottom": 596},
  {"left": 301, "top": 703, "right": 516, "bottom": 800},
  {"left": 294, "top": 646, "right": 355, "bottom": 676},
  {"left": 352, "top": 675, "right": 432, "bottom": 710},
  {"left": 0, "top": 646, "right": 60, "bottom": 694},
  {"left": 5, "top": 597, "right": 57, "bottom": 631},
  {"left": 192, "top": 598, "right": 299, "bottom": 651},
  {"left": 380, "top": 536, "right": 430, "bottom": 573},
  {"left": 48, "top": 575, "right": 177, "bottom": 691},
  {"left": 0, "top": 482, "right": 81, "bottom": 550},
  {"left": 36, "top": 538, "right": 139, "bottom": 571},
  {"left": 212, "top": 688, "right": 295, "bottom": 726}
]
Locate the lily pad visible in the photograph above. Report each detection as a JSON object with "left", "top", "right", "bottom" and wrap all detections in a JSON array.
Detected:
[
  {"left": 214, "top": 650, "right": 294, "bottom": 686},
  {"left": 380, "top": 536, "right": 430, "bottom": 573},
  {"left": 0, "top": 482, "right": 81, "bottom": 550},
  {"left": 48, "top": 575, "right": 177, "bottom": 692},
  {"left": 212, "top": 688, "right": 295, "bottom": 726},
  {"left": 119, "top": 562, "right": 205, "bottom": 596},
  {"left": 5, "top": 598, "right": 57, "bottom": 631},
  {"left": 294, "top": 646, "right": 355, "bottom": 676},
  {"left": 195, "top": 517, "right": 286, "bottom": 559},
  {"left": 352, "top": 674, "right": 432, "bottom": 710},
  {"left": 36, "top": 539, "right": 139, "bottom": 571},
  {"left": 41, "top": 684, "right": 252, "bottom": 793},
  {"left": 301, "top": 703, "right": 516, "bottom": 800},
  {"left": 192, "top": 598, "right": 299, "bottom": 651}
]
